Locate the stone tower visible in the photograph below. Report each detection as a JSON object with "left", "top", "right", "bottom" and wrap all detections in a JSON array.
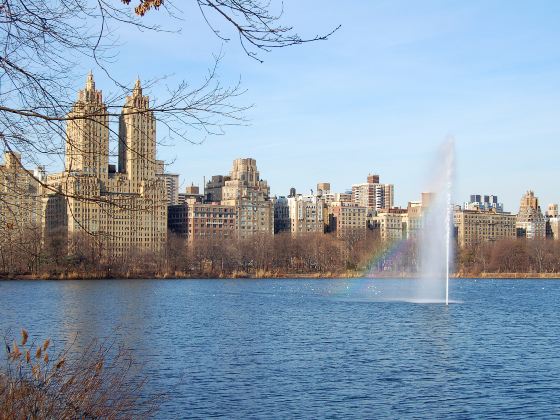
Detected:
[
  {"left": 221, "top": 158, "right": 273, "bottom": 238},
  {"left": 118, "top": 79, "right": 156, "bottom": 189},
  {"left": 65, "top": 72, "right": 109, "bottom": 180}
]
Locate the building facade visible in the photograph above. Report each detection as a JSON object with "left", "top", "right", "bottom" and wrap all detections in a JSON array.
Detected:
[
  {"left": 316, "top": 182, "right": 331, "bottom": 196},
  {"left": 156, "top": 160, "right": 180, "bottom": 205},
  {"left": 352, "top": 174, "right": 394, "bottom": 211},
  {"left": 546, "top": 204, "right": 559, "bottom": 240},
  {"left": 454, "top": 208, "right": 517, "bottom": 248},
  {"left": 273, "top": 196, "right": 290, "bottom": 234},
  {"left": 168, "top": 202, "right": 236, "bottom": 244},
  {"left": 44, "top": 74, "right": 167, "bottom": 256},
  {"left": 178, "top": 185, "right": 204, "bottom": 205},
  {"left": 371, "top": 208, "right": 408, "bottom": 241},
  {"left": 287, "top": 194, "right": 326, "bottom": 235},
  {"left": 402, "top": 192, "right": 435, "bottom": 240},
  {"left": 464, "top": 194, "right": 504, "bottom": 213},
  {"left": 321, "top": 191, "right": 353, "bottom": 206},
  {"left": 0, "top": 152, "right": 44, "bottom": 246},
  {"left": 516, "top": 191, "right": 546, "bottom": 239},
  {"left": 221, "top": 158, "right": 274, "bottom": 238},
  {"left": 205, "top": 175, "right": 230, "bottom": 202},
  {"left": 328, "top": 202, "right": 368, "bottom": 239}
]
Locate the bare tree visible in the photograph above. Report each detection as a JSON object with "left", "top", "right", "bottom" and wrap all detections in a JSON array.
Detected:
[
  {"left": 1, "top": 0, "right": 338, "bottom": 165},
  {"left": 489, "top": 239, "right": 530, "bottom": 273},
  {"left": 0, "top": 0, "right": 336, "bottom": 172},
  {"left": 191, "top": 0, "right": 340, "bottom": 62}
]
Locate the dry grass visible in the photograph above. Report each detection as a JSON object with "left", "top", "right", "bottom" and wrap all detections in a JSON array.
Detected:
[
  {"left": 1, "top": 329, "right": 160, "bottom": 419},
  {"left": 231, "top": 270, "right": 249, "bottom": 278}
]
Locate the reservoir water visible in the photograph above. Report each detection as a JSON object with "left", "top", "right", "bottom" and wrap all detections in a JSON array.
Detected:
[{"left": 1, "top": 278, "right": 559, "bottom": 418}]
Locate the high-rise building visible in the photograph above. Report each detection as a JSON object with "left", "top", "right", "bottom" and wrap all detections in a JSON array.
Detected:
[
  {"left": 321, "top": 191, "right": 352, "bottom": 206},
  {"left": 454, "top": 208, "right": 517, "bottom": 248},
  {"left": 546, "top": 204, "right": 559, "bottom": 240},
  {"left": 464, "top": 194, "right": 504, "bottom": 212},
  {"left": 168, "top": 202, "right": 236, "bottom": 244},
  {"left": 273, "top": 196, "right": 290, "bottom": 233},
  {"left": 516, "top": 191, "right": 546, "bottom": 239},
  {"left": 34, "top": 166, "right": 47, "bottom": 182},
  {"left": 367, "top": 174, "right": 380, "bottom": 184},
  {"left": 155, "top": 160, "right": 180, "bottom": 205},
  {"left": 371, "top": 208, "right": 408, "bottom": 241},
  {"left": 316, "top": 182, "right": 331, "bottom": 196},
  {"left": 44, "top": 74, "right": 167, "bottom": 256},
  {"left": 546, "top": 204, "right": 559, "bottom": 218},
  {"left": 406, "top": 201, "right": 423, "bottom": 239},
  {"left": 65, "top": 72, "right": 109, "bottom": 179},
  {"left": 327, "top": 202, "right": 368, "bottom": 239},
  {"left": 164, "top": 173, "right": 180, "bottom": 205},
  {"left": 0, "top": 152, "right": 44, "bottom": 243},
  {"left": 287, "top": 194, "right": 326, "bottom": 235},
  {"left": 398, "top": 192, "right": 435, "bottom": 240},
  {"left": 205, "top": 175, "right": 230, "bottom": 202},
  {"left": 352, "top": 174, "right": 394, "bottom": 211},
  {"left": 118, "top": 79, "right": 156, "bottom": 184},
  {"left": 221, "top": 158, "right": 273, "bottom": 238},
  {"left": 178, "top": 184, "right": 204, "bottom": 205}
]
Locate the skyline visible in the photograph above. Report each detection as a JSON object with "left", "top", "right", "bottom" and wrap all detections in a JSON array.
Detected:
[
  {"left": 2, "top": 3, "right": 560, "bottom": 419},
  {"left": 39, "top": 1, "right": 560, "bottom": 211}
]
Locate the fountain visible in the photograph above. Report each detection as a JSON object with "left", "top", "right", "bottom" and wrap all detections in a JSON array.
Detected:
[
  {"left": 363, "top": 139, "right": 456, "bottom": 304},
  {"left": 416, "top": 139, "right": 455, "bottom": 304}
]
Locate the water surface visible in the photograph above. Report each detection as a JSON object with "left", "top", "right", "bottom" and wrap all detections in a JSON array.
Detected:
[{"left": 1, "top": 278, "right": 559, "bottom": 418}]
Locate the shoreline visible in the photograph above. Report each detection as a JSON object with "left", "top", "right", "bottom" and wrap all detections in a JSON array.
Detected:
[
  {"left": 2, "top": 272, "right": 560, "bottom": 281},
  {"left": 453, "top": 272, "right": 560, "bottom": 279}
]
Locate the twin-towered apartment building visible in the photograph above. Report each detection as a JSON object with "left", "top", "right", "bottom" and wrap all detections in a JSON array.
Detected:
[
  {"left": 1, "top": 73, "right": 168, "bottom": 256},
  {"left": 45, "top": 74, "right": 168, "bottom": 255}
]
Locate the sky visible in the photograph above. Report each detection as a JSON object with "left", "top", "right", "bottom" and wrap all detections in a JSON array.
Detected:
[{"left": 84, "top": 0, "right": 560, "bottom": 212}]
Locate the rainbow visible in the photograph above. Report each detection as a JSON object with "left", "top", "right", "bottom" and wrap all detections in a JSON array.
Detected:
[{"left": 364, "top": 239, "right": 415, "bottom": 277}]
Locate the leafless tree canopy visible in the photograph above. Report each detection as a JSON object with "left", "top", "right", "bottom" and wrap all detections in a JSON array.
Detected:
[
  {"left": 0, "top": 229, "right": 381, "bottom": 278},
  {"left": 0, "top": 0, "right": 338, "bottom": 169},
  {"left": 0, "top": 0, "right": 338, "bottom": 250},
  {"left": 193, "top": 0, "right": 340, "bottom": 61}
]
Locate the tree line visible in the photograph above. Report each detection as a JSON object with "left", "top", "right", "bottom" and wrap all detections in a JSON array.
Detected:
[
  {"left": 3, "top": 226, "right": 560, "bottom": 279},
  {"left": 0, "top": 228, "right": 382, "bottom": 279},
  {"left": 456, "top": 239, "right": 560, "bottom": 275},
  {"left": 369, "top": 238, "right": 560, "bottom": 276}
]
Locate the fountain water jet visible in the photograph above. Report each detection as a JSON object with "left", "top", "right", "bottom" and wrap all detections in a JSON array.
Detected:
[{"left": 416, "top": 139, "right": 455, "bottom": 304}]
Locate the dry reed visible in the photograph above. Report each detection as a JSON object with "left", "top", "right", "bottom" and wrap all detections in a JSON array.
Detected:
[{"left": 1, "top": 329, "right": 160, "bottom": 419}]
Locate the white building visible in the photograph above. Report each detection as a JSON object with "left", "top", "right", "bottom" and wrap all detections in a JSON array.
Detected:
[
  {"left": 516, "top": 191, "right": 546, "bottom": 239},
  {"left": 352, "top": 174, "right": 394, "bottom": 211},
  {"left": 287, "top": 194, "right": 325, "bottom": 235}
]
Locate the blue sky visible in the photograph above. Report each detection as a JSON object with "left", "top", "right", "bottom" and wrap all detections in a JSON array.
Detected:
[{"left": 87, "top": 0, "right": 560, "bottom": 211}]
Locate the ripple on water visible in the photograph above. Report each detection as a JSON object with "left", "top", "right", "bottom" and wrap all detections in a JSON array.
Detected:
[{"left": 0, "top": 278, "right": 559, "bottom": 418}]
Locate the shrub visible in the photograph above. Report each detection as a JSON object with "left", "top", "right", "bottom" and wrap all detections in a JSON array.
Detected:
[{"left": 1, "top": 329, "right": 159, "bottom": 419}]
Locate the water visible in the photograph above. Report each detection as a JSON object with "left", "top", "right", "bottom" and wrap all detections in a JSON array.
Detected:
[
  {"left": 1, "top": 278, "right": 560, "bottom": 418},
  {"left": 418, "top": 139, "right": 455, "bottom": 304}
]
